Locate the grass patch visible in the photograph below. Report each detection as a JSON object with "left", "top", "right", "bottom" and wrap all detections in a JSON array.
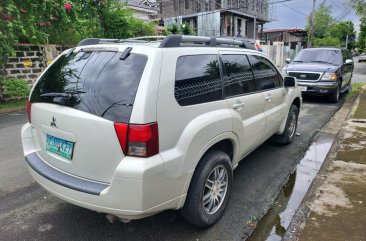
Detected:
[
  {"left": 0, "top": 99, "right": 27, "bottom": 111},
  {"left": 345, "top": 83, "right": 366, "bottom": 101}
]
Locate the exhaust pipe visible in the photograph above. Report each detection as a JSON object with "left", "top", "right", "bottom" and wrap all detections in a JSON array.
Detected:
[{"left": 105, "top": 214, "right": 131, "bottom": 224}]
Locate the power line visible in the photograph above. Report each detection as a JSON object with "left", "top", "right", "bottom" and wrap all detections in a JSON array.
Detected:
[{"left": 279, "top": 2, "right": 307, "bottom": 16}]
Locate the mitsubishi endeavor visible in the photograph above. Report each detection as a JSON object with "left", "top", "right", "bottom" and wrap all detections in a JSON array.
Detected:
[{"left": 21, "top": 35, "right": 301, "bottom": 227}]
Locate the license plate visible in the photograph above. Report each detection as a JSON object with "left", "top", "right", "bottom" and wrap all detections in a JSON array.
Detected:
[
  {"left": 46, "top": 134, "right": 74, "bottom": 160},
  {"left": 300, "top": 86, "right": 307, "bottom": 92}
]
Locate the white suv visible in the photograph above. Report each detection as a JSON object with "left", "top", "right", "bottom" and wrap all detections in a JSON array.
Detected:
[{"left": 21, "top": 35, "right": 301, "bottom": 227}]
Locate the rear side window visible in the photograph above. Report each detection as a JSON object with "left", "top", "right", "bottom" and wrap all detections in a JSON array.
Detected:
[
  {"left": 221, "top": 54, "right": 257, "bottom": 97},
  {"left": 248, "top": 55, "right": 282, "bottom": 90},
  {"left": 175, "top": 55, "right": 222, "bottom": 106},
  {"left": 30, "top": 51, "right": 148, "bottom": 123}
]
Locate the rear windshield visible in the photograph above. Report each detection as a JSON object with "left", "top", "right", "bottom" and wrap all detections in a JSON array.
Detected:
[
  {"left": 293, "top": 49, "right": 342, "bottom": 65},
  {"left": 30, "top": 50, "right": 148, "bottom": 123}
]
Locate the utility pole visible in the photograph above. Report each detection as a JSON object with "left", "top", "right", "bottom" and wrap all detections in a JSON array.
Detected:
[
  {"left": 307, "top": 0, "right": 316, "bottom": 48},
  {"left": 346, "top": 34, "right": 349, "bottom": 49}
]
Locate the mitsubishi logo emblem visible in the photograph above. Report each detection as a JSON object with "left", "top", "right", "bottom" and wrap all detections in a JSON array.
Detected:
[{"left": 50, "top": 116, "right": 57, "bottom": 128}]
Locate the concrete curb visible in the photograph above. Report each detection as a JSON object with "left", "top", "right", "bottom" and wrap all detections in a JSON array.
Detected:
[
  {"left": 283, "top": 93, "right": 362, "bottom": 241},
  {"left": 0, "top": 106, "right": 26, "bottom": 114}
]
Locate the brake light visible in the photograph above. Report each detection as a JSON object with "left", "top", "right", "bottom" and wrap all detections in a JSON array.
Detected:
[
  {"left": 114, "top": 122, "right": 159, "bottom": 158},
  {"left": 26, "top": 100, "right": 32, "bottom": 123},
  {"left": 114, "top": 123, "right": 129, "bottom": 154}
]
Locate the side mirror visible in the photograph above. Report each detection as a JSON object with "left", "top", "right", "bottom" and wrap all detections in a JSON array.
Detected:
[
  {"left": 345, "top": 59, "right": 353, "bottom": 64},
  {"left": 285, "top": 58, "right": 291, "bottom": 64},
  {"left": 284, "top": 76, "right": 296, "bottom": 87}
]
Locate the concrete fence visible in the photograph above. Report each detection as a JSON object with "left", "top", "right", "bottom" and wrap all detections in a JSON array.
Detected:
[
  {"left": 260, "top": 42, "right": 303, "bottom": 68},
  {"left": 4, "top": 44, "right": 70, "bottom": 84},
  {"left": 0, "top": 44, "right": 70, "bottom": 101}
]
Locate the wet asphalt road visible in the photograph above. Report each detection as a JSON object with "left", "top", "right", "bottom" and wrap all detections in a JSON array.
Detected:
[
  {"left": 353, "top": 56, "right": 366, "bottom": 83},
  {"left": 0, "top": 62, "right": 364, "bottom": 241}
]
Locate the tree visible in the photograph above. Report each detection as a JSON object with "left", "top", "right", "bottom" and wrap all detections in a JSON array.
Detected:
[
  {"left": 164, "top": 22, "right": 195, "bottom": 35},
  {"left": 306, "top": 1, "right": 334, "bottom": 39},
  {"left": 306, "top": 2, "right": 356, "bottom": 49},
  {"left": 358, "top": 17, "right": 366, "bottom": 51},
  {"left": 0, "top": 0, "right": 156, "bottom": 75},
  {"left": 329, "top": 21, "right": 356, "bottom": 49},
  {"left": 313, "top": 36, "right": 341, "bottom": 47}
]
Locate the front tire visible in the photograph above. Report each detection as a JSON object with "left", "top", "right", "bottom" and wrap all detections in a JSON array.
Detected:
[
  {"left": 329, "top": 84, "right": 340, "bottom": 102},
  {"left": 181, "top": 150, "right": 233, "bottom": 228},
  {"left": 273, "top": 104, "right": 299, "bottom": 145}
]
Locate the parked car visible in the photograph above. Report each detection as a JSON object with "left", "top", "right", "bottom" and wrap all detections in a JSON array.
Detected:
[
  {"left": 282, "top": 47, "right": 354, "bottom": 102},
  {"left": 21, "top": 35, "right": 301, "bottom": 228},
  {"left": 359, "top": 52, "right": 366, "bottom": 63}
]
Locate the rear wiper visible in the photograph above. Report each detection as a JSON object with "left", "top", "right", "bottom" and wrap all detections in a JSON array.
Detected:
[
  {"left": 40, "top": 92, "right": 71, "bottom": 98},
  {"left": 293, "top": 60, "right": 307, "bottom": 63},
  {"left": 40, "top": 91, "right": 85, "bottom": 98},
  {"left": 40, "top": 92, "right": 74, "bottom": 106}
]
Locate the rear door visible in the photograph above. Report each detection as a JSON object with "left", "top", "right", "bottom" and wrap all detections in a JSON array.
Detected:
[
  {"left": 247, "top": 54, "right": 287, "bottom": 140},
  {"left": 219, "top": 51, "right": 266, "bottom": 158},
  {"left": 29, "top": 49, "right": 148, "bottom": 183}
]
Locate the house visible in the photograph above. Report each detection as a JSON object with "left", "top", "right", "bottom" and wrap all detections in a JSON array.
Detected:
[
  {"left": 160, "top": 0, "right": 271, "bottom": 39},
  {"left": 259, "top": 28, "right": 307, "bottom": 47},
  {"left": 125, "top": 0, "right": 159, "bottom": 21}
]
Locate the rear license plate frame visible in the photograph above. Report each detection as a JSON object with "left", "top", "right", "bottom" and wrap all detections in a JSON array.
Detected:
[{"left": 46, "top": 134, "right": 74, "bottom": 160}]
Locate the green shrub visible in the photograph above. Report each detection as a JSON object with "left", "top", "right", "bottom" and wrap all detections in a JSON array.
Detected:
[{"left": 1, "top": 78, "right": 30, "bottom": 98}]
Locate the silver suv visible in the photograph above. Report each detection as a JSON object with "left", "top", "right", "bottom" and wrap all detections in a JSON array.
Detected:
[{"left": 21, "top": 35, "right": 301, "bottom": 227}]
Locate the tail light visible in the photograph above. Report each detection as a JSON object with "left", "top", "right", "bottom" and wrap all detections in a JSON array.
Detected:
[
  {"left": 26, "top": 100, "right": 32, "bottom": 123},
  {"left": 114, "top": 122, "right": 159, "bottom": 158}
]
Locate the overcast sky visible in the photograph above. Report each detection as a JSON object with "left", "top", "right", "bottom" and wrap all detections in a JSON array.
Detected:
[{"left": 264, "top": 0, "right": 361, "bottom": 33}]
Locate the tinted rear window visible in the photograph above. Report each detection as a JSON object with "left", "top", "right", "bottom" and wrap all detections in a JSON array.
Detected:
[
  {"left": 30, "top": 51, "right": 148, "bottom": 123},
  {"left": 175, "top": 55, "right": 222, "bottom": 106}
]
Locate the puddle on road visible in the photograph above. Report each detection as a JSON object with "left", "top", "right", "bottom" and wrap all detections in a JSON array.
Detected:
[{"left": 247, "top": 135, "right": 334, "bottom": 241}]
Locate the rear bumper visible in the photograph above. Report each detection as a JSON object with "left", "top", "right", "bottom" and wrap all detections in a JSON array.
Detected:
[
  {"left": 21, "top": 123, "right": 188, "bottom": 219},
  {"left": 298, "top": 81, "right": 338, "bottom": 96}
]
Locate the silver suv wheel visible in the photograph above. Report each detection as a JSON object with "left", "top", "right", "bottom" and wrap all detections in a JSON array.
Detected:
[
  {"left": 181, "top": 150, "right": 233, "bottom": 228},
  {"left": 202, "top": 165, "right": 228, "bottom": 215}
]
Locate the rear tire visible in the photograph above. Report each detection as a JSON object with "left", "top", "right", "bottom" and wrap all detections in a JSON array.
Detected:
[
  {"left": 181, "top": 150, "right": 233, "bottom": 228},
  {"left": 273, "top": 105, "right": 299, "bottom": 145}
]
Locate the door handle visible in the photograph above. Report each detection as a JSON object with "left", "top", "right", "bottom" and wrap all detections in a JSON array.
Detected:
[
  {"left": 232, "top": 102, "right": 245, "bottom": 109},
  {"left": 265, "top": 95, "right": 273, "bottom": 102}
]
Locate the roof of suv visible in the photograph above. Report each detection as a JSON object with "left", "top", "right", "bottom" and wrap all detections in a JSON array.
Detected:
[{"left": 77, "top": 34, "right": 256, "bottom": 50}]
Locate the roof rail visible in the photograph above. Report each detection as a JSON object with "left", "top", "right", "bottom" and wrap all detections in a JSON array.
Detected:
[
  {"left": 159, "top": 35, "right": 255, "bottom": 50},
  {"left": 77, "top": 37, "right": 161, "bottom": 47},
  {"left": 77, "top": 35, "right": 256, "bottom": 50},
  {"left": 128, "top": 36, "right": 166, "bottom": 41}
]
